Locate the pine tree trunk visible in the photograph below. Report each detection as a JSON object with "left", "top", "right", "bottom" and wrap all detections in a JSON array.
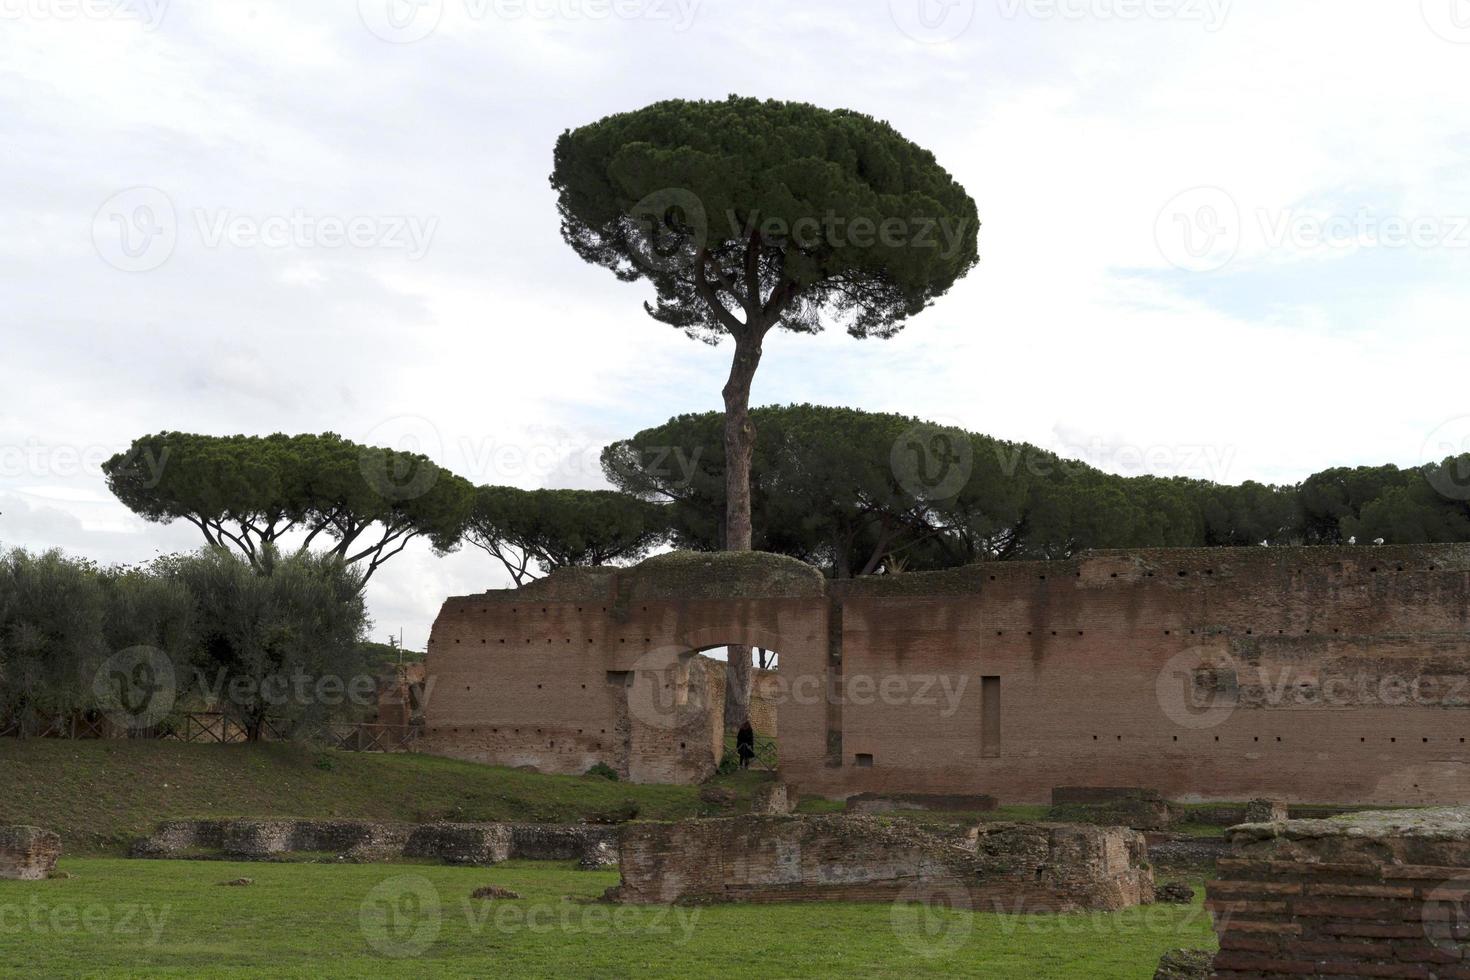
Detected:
[{"left": 721, "top": 332, "right": 763, "bottom": 731}]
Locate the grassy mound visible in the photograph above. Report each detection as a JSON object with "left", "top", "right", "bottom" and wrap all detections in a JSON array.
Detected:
[{"left": 0, "top": 741, "right": 736, "bottom": 854}]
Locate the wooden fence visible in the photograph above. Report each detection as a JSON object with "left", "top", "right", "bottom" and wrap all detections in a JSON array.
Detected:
[{"left": 0, "top": 710, "right": 419, "bottom": 752}]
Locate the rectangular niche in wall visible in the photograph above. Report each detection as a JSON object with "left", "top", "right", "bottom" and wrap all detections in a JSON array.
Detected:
[{"left": 981, "top": 676, "right": 1001, "bottom": 758}]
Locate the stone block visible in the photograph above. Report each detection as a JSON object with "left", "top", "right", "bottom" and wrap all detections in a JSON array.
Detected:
[{"left": 0, "top": 826, "right": 61, "bottom": 881}]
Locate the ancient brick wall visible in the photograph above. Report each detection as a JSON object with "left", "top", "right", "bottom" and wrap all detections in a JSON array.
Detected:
[
  {"left": 423, "top": 545, "right": 1470, "bottom": 801},
  {"left": 610, "top": 815, "right": 1152, "bottom": 911},
  {"left": 0, "top": 826, "right": 61, "bottom": 881},
  {"left": 1207, "top": 807, "right": 1470, "bottom": 978},
  {"left": 418, "top": 552, "right": 827, "bottom": 784}
]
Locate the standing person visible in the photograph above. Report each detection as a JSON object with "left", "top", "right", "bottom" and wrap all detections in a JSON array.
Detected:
[{"left": 736, "top": 719, "right": 756, "bottom": 769}]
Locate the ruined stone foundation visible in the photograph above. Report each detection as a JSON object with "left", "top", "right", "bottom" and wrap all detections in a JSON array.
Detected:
[
  {"left": 0, "top": 826, "right": 61, "bottom": 881},
  {"left": 609, "top": 814, "right": 1153, "bottom": 911},
  {"left": 1208, "top": 807, "right": 1470, "bottom": 978}
]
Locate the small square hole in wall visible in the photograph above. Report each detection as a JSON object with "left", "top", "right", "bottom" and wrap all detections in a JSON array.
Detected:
[{"left": 854, "top": 753, "right": 874, "bottom": 768}]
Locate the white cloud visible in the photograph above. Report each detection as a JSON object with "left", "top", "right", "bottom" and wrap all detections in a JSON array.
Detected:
[{"left": 2, "top": 0, "right": 1467, "bottom": 645}]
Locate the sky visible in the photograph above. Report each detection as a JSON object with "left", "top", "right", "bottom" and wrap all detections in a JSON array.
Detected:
[{"left": 3, "top": 0, "right": 1469, "bottom": 648}]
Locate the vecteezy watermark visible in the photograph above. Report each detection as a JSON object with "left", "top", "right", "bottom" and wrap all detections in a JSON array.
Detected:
[
  {"left": 359, "top": 415, "right": 445, "bottom": 502},
  {"left": 1423, "top": 873, "right": 1470, "bottom": 962},
  {"left": 1257, "top": 208, "right": 1470, "bottom": 254},
  {"left": 357, "top": 0, "right": 701, "bottom": 43},
  {"left": 0, "top": 0, "right": 168, "bottom": 29},
  {"left": 628, "top": 187, "right": 708, "bottom": 275},
  {"left": 361, "top": 875, "right": 442, "bottom": 958},
  {"left": 92, "top": 190, "right": 438, "bottom": 272},
  {"left": 991, "top": 898, "right": 1221, "bottom": 936},
  {"left": 193, "top": 209, "right": 437, "bottom": 260},
  {"left": 1157, "top": 648, "right": 1470, "bottom": 731},
  {"left": 89, "top": 649, "right": 402, "bottom": 730},
  {"left": 624, "top": 188, "right": 976, "bottom": 275},
  {"left": 0, "top": 899, "right": 172, "bottom": 943},
  {"left": 1421, "top": 0, "right": 1470, "bottom": 44},
  {"left": 892, "top": 419, "right": 974, "bottom": 503},
  {"left": 996, "top": 0, "right": 1231, "bottom": 30},
  {"left": 1156, "top": 646, "right": 1239, "bottom": 730},
  {"left": 93, "top": 646, "right": 177, "bottom": 729},
  {"left": 626, "top": 650, "right": 972, "bottom": 732},
  {"left": 1155, "top": 186, "right": 1241, "bottom": 274},
  {"left": 0, "top": 439, "right": 141, "bottom": 481},
  {"left": 891, "top": 881, "right": 974, "bottom": 957},
  {"left": 93, "top": 186, "right": 178, "bottom": 273},
  {"left": 1157, "top": 189, "right": 1470, "bottom": 273},
  {"left": 360, "top": 875, "right": 702, "bottom": 957},
  {"left": 890, "top": 0, "right": 976, "bottom": 44},
  {"left": 1422, "top": 416, "right": 1470, "bottom": 502}
]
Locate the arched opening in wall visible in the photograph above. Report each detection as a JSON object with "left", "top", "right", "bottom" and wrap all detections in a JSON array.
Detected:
[{"left": 694, "top": 644, "right": 784, "bottom": 772}]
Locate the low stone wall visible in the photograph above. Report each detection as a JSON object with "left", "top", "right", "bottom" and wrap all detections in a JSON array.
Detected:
[
  {"left": 0, "top": 826, "right": 62, "bottom": 881},
  {"left": 1048, "top": 788, "right": 1173, "bottom": 831},
  {"left": 510, "top": 823, "right": 618, "bottom": 861},
  {"left": 404, "top": 823, "right": 512, "bottom": 865},
  {"left": 609, "top": 815, "right": 1153, "bottom": 910},
  {"left": 131, "top": 818, "right": 615, "bottom": 868},
  {"left": 1207, "top": 807, "right": 1470, "bottom": 977}
]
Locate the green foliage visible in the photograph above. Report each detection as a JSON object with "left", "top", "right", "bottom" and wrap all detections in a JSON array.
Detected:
[
  {"left": 103, "top": 431, "right": 474, "bottom": 584},
  {"left": 0, "top": 548, "right": 109, "bottom": 731},
  {"left": 463, "top": 485, "right": 669, "bottom": 585},
  {"left": 167, "top": 546, "right": 370, "bottom": 740},
  {"left": 585, "top": 761, "right": 619, "bottom": 781},
  {"left": 603, "top": 404, "right": 1333, "bottom": 576},
  {"left": 552, "top": 96, "right": 979, "bottom": 345},
  {"left": 0, "top": 544, "right": 370, "bottom": 738}
]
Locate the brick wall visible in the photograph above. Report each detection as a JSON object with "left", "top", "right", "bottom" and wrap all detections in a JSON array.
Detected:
[
  {"left": 423, "top": 545, "right": 1470, "bottom": 801},
  {"left": 1207, "top": 807, "right": 1470, "bottom": 978},
  {"left": 0, "top": 826, "right": 61, "bottom": 881}
]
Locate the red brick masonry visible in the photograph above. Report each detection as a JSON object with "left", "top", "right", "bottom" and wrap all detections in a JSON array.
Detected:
[
  {"left": 0, "top": 826, "right": 61, "bottom": 881},
  {"left": 1208, "top": 808, "right": 1470, "bottom": 978},
  {"left": 424, "top": 544, "right": 1470, "bottom": 803}
]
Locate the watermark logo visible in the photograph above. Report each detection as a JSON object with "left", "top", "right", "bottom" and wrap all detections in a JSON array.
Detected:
[
  {"left": 93, "top": 186, "right": 177, "bottom": 273},
  {"left": 360, "top": 415, "right": 444, "bottom": 502},
  {"left": 0, "top": 0, "right": 169, "bottom": 29},
  {"left": 891, "top": 881, "right": 974, "bottom": 957},
  {"left": 996, "top": 0, "right": 1231, "bottom": 31},
  {"left": 93, "top": 646, "right": 176, "bottom": 729},
  {"left": 0, "top": 899, "right": 172, "bottom": 942},
  {"left": 1423, "top": 873, "right": 1470, "bottom": 961},
  {"left": 890, "top": 0, "right": 975, "bottom": 43},
  {"left": 628, "top": 188, "right": 708, "bottom": 275},
  {"left": 892, "top": 420, "right": 973, "bottom": 502},
  {"left": 1156, "top": 645, "right": 1238, "bottom": 730},
  {"left": 358, "top": 0, "right": 444, "bottom": 42},
  {"left": 1422, "top": 416, "right": 1470, "bottom": 502},
  {"left": 1422, "top": 0, "right": 1470, "bottom": 43},
  {"left": 1155, "top": 186, "right": 1240, "bottom": 273},
  {"left": 361, "top": 875, "right": 442, "bottom": 958}
]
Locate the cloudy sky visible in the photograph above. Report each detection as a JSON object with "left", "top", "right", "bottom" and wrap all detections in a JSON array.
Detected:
[{"left": 3, "top": 0, "right": 1469, "bottom": 647}]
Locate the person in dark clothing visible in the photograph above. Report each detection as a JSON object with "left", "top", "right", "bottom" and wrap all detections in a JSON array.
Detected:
[{"left": 736, "top": 720, "right": 755, "bottom": 769}]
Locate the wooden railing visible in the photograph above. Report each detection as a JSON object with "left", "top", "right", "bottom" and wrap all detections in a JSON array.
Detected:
[{"left": 0, "top": 711, "right": 419, "bottom": 752}]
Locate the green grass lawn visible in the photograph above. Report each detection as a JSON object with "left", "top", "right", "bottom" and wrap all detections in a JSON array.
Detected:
[
  {"left": 0, "top": 741, "right": 724, "bottom": 855},
  {"left": 0, "top": 859, "right": 1216, "bottom": 979}
]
